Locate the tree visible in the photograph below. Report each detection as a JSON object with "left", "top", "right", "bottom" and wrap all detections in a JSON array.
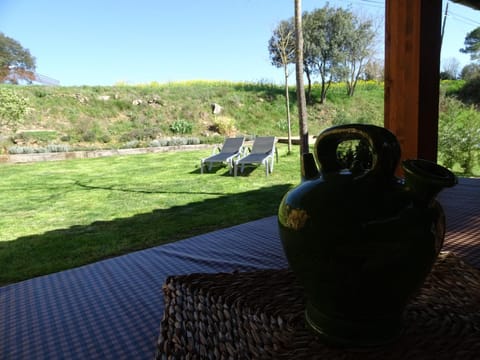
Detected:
[
  {"left": 461, "top": 62, "right": 480, "bottom": 80},
  {"left": 0, "top": 33, "right": 36, "bottom": 84},
  {"left": 342, "top": 16, "right": 376, "bottom": 96},
  {"left": 363, "top": 58, "right": 384, "bottom": 81},
  {"left": 269, "top": 20, "right": 295, "bottom": 154},
  {"left": 294, "top": 0, "right": 309, "bottom": 156},
  {"left": 440, "top": 57, "right": 460, "bottom": 80},
  {"left": 301, "top": 12, "right": 319, "bottom": 104},
  {"left": 461, "top": 27, "right": 480, "bottom": 62},
  {"left": 303, "top": 6, "right": 357, "bottom": 103}
]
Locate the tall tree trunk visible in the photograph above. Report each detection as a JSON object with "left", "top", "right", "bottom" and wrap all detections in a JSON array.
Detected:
[
  {"left": 305, "top": 67, "right": 312, "bottom": 104},
  {"left": 294, "top": 0, "right": 309, "bottom": 156},
  {"left": 284, "top": 65, "right": 292, "bottom": 154}
]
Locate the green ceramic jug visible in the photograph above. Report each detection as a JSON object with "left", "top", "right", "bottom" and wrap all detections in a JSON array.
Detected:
[{"left": 278, "top": 124, "right": 457, "bottom": 347}]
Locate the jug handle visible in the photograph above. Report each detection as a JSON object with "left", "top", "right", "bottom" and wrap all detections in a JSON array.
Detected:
[{"left": 314, "top": 124, "right": 401, "bottom": 181}]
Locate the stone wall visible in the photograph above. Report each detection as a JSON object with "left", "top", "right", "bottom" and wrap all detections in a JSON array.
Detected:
[{"left": 0, "top": 144, "right": 212, "bottom": 164}]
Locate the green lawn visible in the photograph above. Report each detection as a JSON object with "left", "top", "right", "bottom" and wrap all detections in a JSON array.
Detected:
[{"left": 0, "top": 144, "right": 301, "bottom": 286}]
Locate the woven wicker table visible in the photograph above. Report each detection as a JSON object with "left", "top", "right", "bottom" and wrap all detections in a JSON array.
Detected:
[{"left": 155, "top": 252, "right": 480, "bottom": 359}]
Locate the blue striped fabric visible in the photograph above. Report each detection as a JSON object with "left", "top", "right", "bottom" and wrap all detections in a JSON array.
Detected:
[
  {"left": 0, "top": 216, "right": 287, "bottom": 360},
  {"left": 0, "top": 178, "right": 479, "bottom": 359}
]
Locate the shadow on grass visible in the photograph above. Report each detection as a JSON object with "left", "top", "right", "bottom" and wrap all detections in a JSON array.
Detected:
[
  {"left": 0, "top": 183, "right": 292, "bottom": 286},
  {"left": 189, "top": 165, "right": 232, "bottom": 176},
  {"left": 74, "top": 180, "right": 228, "bottom": 196},
  {"left": 189, "top": 165, "right": 261, "bottom": 177}
]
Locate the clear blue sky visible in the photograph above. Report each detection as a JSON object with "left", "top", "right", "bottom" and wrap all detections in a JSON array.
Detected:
[{"left": 1, "top": 0, "right": 479, "bottom": 86}]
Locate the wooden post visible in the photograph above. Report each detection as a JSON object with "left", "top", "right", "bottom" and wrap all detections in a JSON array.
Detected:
[
  {"left": 384, "top": 0, "right": 442, "bottom": 164},
  {"left": 294, "top": 0, "right": 309, "bottom": 156}
]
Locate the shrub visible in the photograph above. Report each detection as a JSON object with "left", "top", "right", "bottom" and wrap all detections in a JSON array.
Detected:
[
  {"left": 186, "top": 137, "right": 200, "bottom": 145},
  {"left": 167, "top": 137, "right": 189, "bottom": 146},
  {"left": 81, "top": 130, "right": 97, "bottom": 142},
  {"left": 46, "top": 144, "right": 70, "bottom": 153},
  {"left": 438, "top": 96, "right": 480, "bottom": 174},
  {"left": 33, "top": 88, "right": 49, "bottom": 98},
  {"left": 457, "top": 77, "right": 480, "bottom": 105},
  {"left": 200, "top": 134, "right": 224, "bottom": 145},
  {"left": 0, "top": 88, "right": 28, "bottom": 131},
  {"left": 170, "top": 119, "right": 193, "bottom": 134},
  {"left": 121, "top": 140, "right": 140, "bottom": 149},
  {"left": 149, "top": 137, "right": 201, "bottom": 147},
  {"left": 7, "top": 145, "right": 67, "bottom": 154},
  {"left": 149, "top": 139, "right": 169, "bottom": 147},
  {"left": 461, "top": 63, "right": 480, "bottom": 81},
  {"left": 8, "top": 146, "right": 34, "bottom": 154},
  {"left": 71, "top": 118, "right": 104, "bottom": 143},
  {"left": 212, "top": 116, "right": 236, "bottom": 136},
  {"left": 332, "top": 109, "right": 353, "bottom": 126}
]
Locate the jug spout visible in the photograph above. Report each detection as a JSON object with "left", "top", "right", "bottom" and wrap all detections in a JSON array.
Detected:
[
  {"left": 402, "top": 159, "right": 457, "bottom": 206},
  {"left": 301, "top": 153, "right": 319, "bottom": 181}
]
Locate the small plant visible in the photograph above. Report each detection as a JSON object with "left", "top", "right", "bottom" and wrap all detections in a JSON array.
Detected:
[
  {"left": 186, "top": 137, "right": 200, "bottom": 145},
  {"left": 170, "top": 119, "right": 193, "bottom": 134},
  {"left": 276, "top": 118, "right": 297, "bottom": 133},
  {"left": 121, "top": 140, "right": 140, "bottom": 149},
  {"left": 149, "top": 138, "right": 170, "bottom": 147},
  {"left": 276, "top": 119, "right": 289, "bottom": 132},
  {"left": 167, "top": 137, "right": 189, "bottom": 146}
]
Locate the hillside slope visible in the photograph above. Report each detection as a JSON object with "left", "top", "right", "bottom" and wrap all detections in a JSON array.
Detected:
[{"left": 1, "top": 81, "right": 385, "bottom": 152}]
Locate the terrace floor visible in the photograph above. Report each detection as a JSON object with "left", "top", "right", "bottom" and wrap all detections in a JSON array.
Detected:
[{"left": 1, "top": 177, "right": 479, "bottom": 359}]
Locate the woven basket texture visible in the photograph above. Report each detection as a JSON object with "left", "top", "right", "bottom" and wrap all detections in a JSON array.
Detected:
[{"left": 156, "top": 252, "right": 480, "bottom": 359}]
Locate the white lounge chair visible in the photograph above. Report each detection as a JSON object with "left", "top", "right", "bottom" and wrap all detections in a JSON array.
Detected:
[
  {"left": 234, "top": 136, "right": 277, "bottom": 176},
  {"left": 200, "top": 137, "right": 245, "bottom": 174}
]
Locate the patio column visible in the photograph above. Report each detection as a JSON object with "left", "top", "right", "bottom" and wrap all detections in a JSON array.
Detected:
[{"left": 384, "top": 0, "right": 443, "bottom": 165}]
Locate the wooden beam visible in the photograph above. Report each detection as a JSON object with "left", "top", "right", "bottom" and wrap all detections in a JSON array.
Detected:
[{"left": 384, "top": 0, "right": 442, "bottom": 164}]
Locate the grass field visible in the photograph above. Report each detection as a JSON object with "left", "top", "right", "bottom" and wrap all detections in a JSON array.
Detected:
[
  {"left": 0, "top": 143, "right": 301, "bottom": 285},
  {"left": 1, "top": 80, "right": 479, "bottom": 285}
]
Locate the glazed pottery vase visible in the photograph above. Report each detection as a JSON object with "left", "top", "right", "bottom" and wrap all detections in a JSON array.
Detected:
[{"left": 278, "top": 124, "right": 457, "bottom": 347}]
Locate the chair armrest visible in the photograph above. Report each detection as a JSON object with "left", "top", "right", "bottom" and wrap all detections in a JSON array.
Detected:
[
  {"left": 240, "top": 146, "right": 250, "bottom": 157},
  {"left": 211, "top": 145, "right": 221, "bottom": 155}
]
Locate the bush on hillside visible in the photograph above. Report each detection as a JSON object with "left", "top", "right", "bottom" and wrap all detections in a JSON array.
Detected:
[
  {"left": 438, "top": 96, "right": 480, "bottom": 174},
  {"left": 170, "top": 119, "right": 193, "bottom": 134},
  {"left": 211, "top": 116, "right": 236, "bottom": 136},
  {"left": 0, "top": 88, "right": 28, "bottom": 131},
  {"left": 457, "top": 77, "right": 480, "bottom": 106}
]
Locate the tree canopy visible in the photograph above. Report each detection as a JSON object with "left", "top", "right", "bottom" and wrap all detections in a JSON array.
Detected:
[
  {"left": 0, "top": 33, "right": 36, "bottom": 84},
  {"left": 268, "top": 5, "right": 377, "bottom": 104},
  {"left": 460, "top": 27, "right": 480, "bottom": 62},
  {"left": 461, "top": 62, "right": 480, "bottom": 80},
  {"left": 268, "top": 20, "right": 295, "bottom": 69}
]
